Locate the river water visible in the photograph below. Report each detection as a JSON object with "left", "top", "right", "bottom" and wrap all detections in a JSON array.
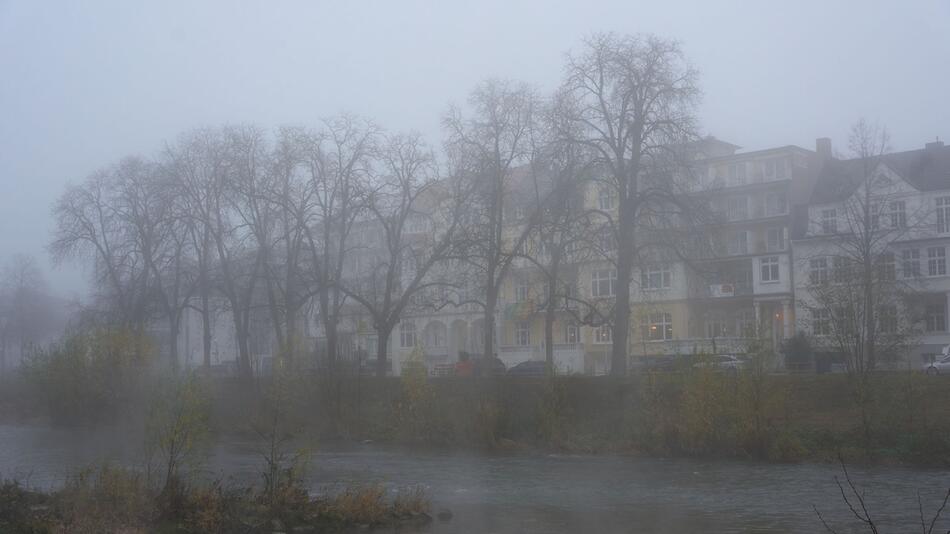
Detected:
[{"left": 2, "top": 423, "right": 949, "bottom": 533}]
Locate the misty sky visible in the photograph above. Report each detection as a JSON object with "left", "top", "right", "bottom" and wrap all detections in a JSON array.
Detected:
[{"left": 2, "top": 0, "right": 949, "bottom": 297}]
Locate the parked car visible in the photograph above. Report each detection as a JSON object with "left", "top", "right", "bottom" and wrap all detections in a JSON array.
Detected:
[
  {"left": 473, "top": 356, "right": 507, "bottom": 377},
  {"left": 923, "top": 345, "right": 950, "bottom": 375},
  {"left": 506, "top": 360, "right": 551, "bottom": 377},
  {"left": 693, "top": 354, "right": 746, "bottom": 373},
  {"left": 630, "top": 355, "right": 680, "bottom": 373}
]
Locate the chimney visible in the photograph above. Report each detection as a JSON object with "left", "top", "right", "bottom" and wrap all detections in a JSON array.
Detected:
[
  {"left": 925, "top": 138, "right": 944, "bottom": 151},
  {"left": 816, "top": 137, "right": 832, "bottom": 160}
]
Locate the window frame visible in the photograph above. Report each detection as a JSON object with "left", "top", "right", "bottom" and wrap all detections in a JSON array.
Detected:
[
  {"left": 399, "top": 321, "right": 417, "bottom": 348},
  {"left": 928, "top": 247, "right": 947, "bottom": 277},
  {"left": 591, "top": 269, "right": 617, "bottom": 298},
  {"left": 760, "top": 256, "right": 780, "bottom": 283}
]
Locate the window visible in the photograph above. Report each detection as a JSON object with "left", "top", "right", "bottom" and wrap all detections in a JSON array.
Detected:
[
  {"left": 515, "top": 322, "right": 530, "bottom": 346},
  {"left": 562, "top": 283, "right": 575, "bottom": 307},
  {"left": 889, "top": 201, "right": 906, "bottom": 228},
  {"left": 938, "top": 197, "right": 950, "bottom": 234},
  {"left": 728, "top": 163, "right": 746, "bottom": 186},
  {"left": 812, "top": 309, "right": 832, "bottom": 336},
  {"left": 821, "top": 209, "right": 837, "bottom": 234},
  {"left": 766, "top": 227, "right": 786, "bottom": 252},
  {"left": 878, "top": 305, "right": 898, "bottom": 334},
  {"left": 640, "top": 265, "right": 672, "bottom": 290},
  {"left": 591, "top": 269, "right": 616, "bottom": 298},
  {"left": 564, "top": 323, "right": 578, "bottom": 344},
  {"left": 514, "top": 205, "right": 527, "bottom": 220},
  {"left": 728, "top": 231, "right": 748, "bottom": 255},
  {"left": 736, "top": 310, "right": 756, "bottom": 337},
  {"left": 642, "top": 312, "right": 673, "bottom": 341},
  {"left": 399, "top": 322, "right": 416, "bottom": 348},
  {"left": 809, "top": 257, "right": 829, "bottom": 285},
  {"left": 879, "top": 252, "right": 896, "bottom": 281},
  {"left": 760, "top": 256, "right": 780, "bottom": 283},
  {"left": 765, "top": 192, "right": 787, "bottom": 216},
  {"left": 902, "top": 249, "right": 921, "bottom": 278},
  {"left": 593, "top": 325, "right": 612, "bottom": 344},
  {"left": 775, "top": 158, "right": 789, "bottom": 179},
  {"left": 515, "top": 280, "right": 529, "bottom": 302},
  {"left": 726, "top": 196, "right": 748, "bottom": 221},
  {"left": 705, "top": 317, "right": 729, "bottom": 338},
  {"left": 925, "top": 299, "right": 947, "bottom": 333},
  {"left": 928, "top": 247, "right": 947, "bottom": 276},
  {"left": 598, "top": 188, "right": 616, "bottom": 211},
  {"left": 427, "top": 323, "right": 446, "bottom": 348},
  {"left": 832, "top": 256, "right": 851, "bottom": 284}
]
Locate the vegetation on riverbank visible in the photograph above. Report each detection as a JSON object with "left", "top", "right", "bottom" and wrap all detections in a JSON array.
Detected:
[
  {"left": 0, "top": 471, "right": 430, "bottom": 534},
  {"left": 6, "top": 331, "right": 950, "bottom": 468}
]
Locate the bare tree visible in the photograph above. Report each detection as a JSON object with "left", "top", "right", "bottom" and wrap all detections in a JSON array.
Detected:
[
  {"left": 800, "top": 120, "right": 922, "bottom": 448},
  {"left": 340, "top": 132, "right": 465, "bottom": 377},
  {"left": 117, "top": 158, "right": 198, "bottom": 371},
  {"left": 558, "top": 32, "right": 700, "bottom": 376},
  {"left": 169, "top": 125, "right": 270, "bottom": 381},
  {"left": 515, "top": 99, "right": 597, "bottom": 374},
  {"left": 261, "top": 126, "right": 321, "bottom": 367},
  {"left": 303, "top": 115, "right": 379, "bottom": 377},
  {"left": 163, "top": 129, "right": 230, "bottom": 369},
  {"left": 443, "top": 78, "right": 541, "bottom": 362},
  {"left": 0, "top": 255, "right": 51, "bottom": 374},
  {"left": 51, "top": 166, "right": 154, "bottom": 348}
]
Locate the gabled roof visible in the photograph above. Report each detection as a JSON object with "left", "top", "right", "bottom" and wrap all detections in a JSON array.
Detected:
[{"left": 810, "top": 142, "right": 950, "bottom": 203}]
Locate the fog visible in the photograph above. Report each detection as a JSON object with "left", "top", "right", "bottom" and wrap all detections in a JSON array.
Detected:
[
  {"left": 3, "top": 3, "right": 950, "bottom": 532},
  {"left": 2, "top": 0, "right": 949, "bottom": 297}
]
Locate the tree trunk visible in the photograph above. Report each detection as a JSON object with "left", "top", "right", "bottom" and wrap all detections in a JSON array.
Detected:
[
  {"left": 285, "top": 304, "right": 298, "bottom": 368},
  {"left": 612, "top": 235, "right": 632, "bottom": 377},
  {"left": 376, "top": 323, "right": 392, "bottom": 377},
  {"left": 483, "top": 286, "right": 497, "bottom": 362},
  {"left": 545, "top": 277, "right": 556, "bottom": 375},
  {"left": 201, "top": 299, "right": 212, "bottom": 368},
  {"left": 168, "top": 314, "right": 180, "bottom": 373},
  {"left": 234, "top": 310, "right": 253, "bottom": 382}
]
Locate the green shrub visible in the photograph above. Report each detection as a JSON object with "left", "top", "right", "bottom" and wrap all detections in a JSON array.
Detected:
[{"left": 21, "top": 328, "right": 153, "bottom": 424}]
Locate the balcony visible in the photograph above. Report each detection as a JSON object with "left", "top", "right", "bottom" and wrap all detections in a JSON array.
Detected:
[
  {"left": 634, "top": 337, "right": 754, "bottom": 356},
  {"left": 498, "top": 345, "right": 541, "bottom": 367},
  {"left": 704, "top": 283, "right": 753, "bottom": 298}
]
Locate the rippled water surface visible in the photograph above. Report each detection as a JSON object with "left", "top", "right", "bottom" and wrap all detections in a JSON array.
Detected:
[{"left": 2, "top": 423, "right": 949, "bottom": 533}]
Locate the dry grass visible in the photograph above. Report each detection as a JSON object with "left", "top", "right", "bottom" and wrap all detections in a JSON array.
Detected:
[{"left": 392, "top": 485, "right": 430, "bottom": 518}]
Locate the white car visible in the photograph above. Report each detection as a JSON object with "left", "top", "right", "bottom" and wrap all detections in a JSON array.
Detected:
[
  {"left": 693, "top": 354, "right": 746, "bottom": 373},
  {"left": 923, "top": 345, "right": 950, "bottom": 375}
]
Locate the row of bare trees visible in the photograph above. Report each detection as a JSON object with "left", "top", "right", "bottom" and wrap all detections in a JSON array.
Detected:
[{"left": 50, "top": 32, "right": 706, "bottom": 379}]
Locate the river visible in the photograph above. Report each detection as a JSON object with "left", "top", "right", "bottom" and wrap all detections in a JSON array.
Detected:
[{"left": 2, "top": 423, "right": 949, "bottom": 533}]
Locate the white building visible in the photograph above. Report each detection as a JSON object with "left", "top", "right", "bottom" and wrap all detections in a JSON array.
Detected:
[{"left": 793, "top": 139, "right": 950, "bottom": 365}]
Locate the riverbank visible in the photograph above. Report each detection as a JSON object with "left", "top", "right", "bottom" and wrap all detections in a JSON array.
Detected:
[
  {"left": 5, "top": 369, "right": 950, "bottom": 467},
  {"left": 0, "top": 465, "right": 431, "bottom": 534},
  {"left": 266, "top": 371, "right": 950, "bottom": 467}
]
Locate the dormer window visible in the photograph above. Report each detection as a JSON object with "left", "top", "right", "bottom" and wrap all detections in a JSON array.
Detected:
[
  {"left": 820, "top": 209, "right": 837, "bottom": 234},
  {"left": 598, "top": 188, "right": 615, "bottom": 211}
]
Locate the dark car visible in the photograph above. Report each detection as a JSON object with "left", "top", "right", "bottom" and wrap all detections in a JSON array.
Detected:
[
  {"left": 506, "top": 360, "right": 551, "bottom": 377},
  {"left": 473, "top": 356, "right": 507, "bottom": 377}
]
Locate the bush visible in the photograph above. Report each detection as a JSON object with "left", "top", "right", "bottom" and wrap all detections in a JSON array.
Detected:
[
  {"left": 0, "top": 479, "right": 53, "bottom": 534},
  {"left": 21, "top": 328, "right": 153, "bottom": 424},
  {"left": 54, "top": 465, "right": 151, "bottom": 533}
]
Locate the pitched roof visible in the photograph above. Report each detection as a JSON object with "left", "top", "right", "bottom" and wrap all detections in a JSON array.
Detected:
[{"left": 810, "top": 143, "right": 950, "bottom": 203}]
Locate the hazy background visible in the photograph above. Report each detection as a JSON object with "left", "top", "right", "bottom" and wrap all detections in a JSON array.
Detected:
[{"left": 1, "top": 0, "right": 948, "bottom": 298}]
